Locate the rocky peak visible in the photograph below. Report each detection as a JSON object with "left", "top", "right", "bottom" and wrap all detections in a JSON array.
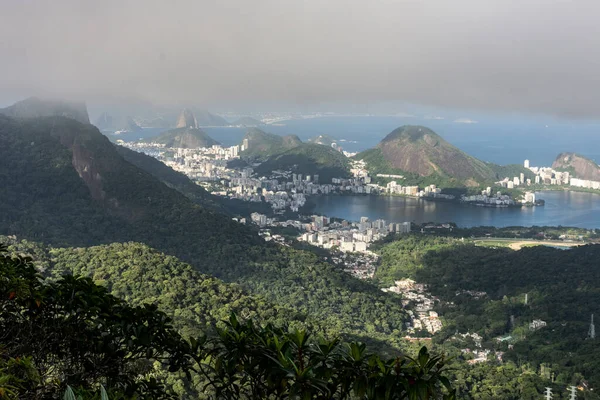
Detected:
[{"left": 176, "top": 108, "right": 198, "bottom": 129}]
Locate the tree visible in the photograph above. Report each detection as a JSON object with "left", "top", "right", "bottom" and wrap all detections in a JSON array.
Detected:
[{"left": 0, "top": 245, "right": 194, "bottom": 399}]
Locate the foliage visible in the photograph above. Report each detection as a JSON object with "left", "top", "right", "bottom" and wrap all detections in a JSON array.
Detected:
[
  {"left": 193, "top": 313, "right": 455, "bottom": 399},
  {"left": 0, "top": 244, "right": 194, "bottom": 399},
  {"left": 375, "top": 235, "right": 600, "bottom": 398}
]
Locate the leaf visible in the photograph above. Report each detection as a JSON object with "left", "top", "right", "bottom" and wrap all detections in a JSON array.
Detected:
[
  {"left": 63, "top": 386, "right": 77, "bottom": 400},
  {"left": 100, "top": 384, "right": 109, "bottom": 400}
]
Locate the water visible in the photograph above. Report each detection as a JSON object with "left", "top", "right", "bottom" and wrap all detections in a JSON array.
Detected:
[{"left": 311, "top": 191, "right": 600, "bottom": 229}]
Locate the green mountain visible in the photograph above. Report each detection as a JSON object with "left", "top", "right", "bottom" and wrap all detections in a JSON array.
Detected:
[
  {"left": 142, "top": 126, "right": 220, "bottom": 148},
  {"left": 0, "top": 96, "right": 89, "bottom": 124},
  {"left": 552, "top": 152, "right": 600, "bottom": 181},
  {"left": 233, "top": 116, "right": 263, "bottom": 126},
  {"left": 254, "top": 143, "right": 350, "bottom": 182},
  {"left": 0, "top": 113, "right": 257, "bottom": 266},
  {"left": 94, "top": 112, "right": 142, "bottom": 132},
  {"left": 240, "top": 128, "right": 302, "bottom": 160},
  {"left": 356, "top": 126, "right": 496, "bottom": 187}
]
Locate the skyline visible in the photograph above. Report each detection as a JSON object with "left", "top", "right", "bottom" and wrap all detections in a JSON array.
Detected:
[{"left": 2, "top": 0, "right": 600, "bottom": 118}]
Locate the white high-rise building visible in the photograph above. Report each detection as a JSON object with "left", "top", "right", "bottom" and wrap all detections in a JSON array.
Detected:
[{"left": 524, "top": 159, "right": 530, "bottom": 169}]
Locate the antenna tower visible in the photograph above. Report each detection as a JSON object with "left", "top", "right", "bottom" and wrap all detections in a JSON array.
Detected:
[
  {"left": 589, "top": 314, "right": 596, "bottom": 339},
  {"left": 569, "top": 385, "right": 578, "bottom": 400}
]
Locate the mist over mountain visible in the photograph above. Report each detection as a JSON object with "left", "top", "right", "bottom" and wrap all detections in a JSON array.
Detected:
[
  {"left": 0, "top": 97, "right": 90, "bottom": 124},
  {"left": 94, "top": 112, "right": 142, "bottom": 132}
]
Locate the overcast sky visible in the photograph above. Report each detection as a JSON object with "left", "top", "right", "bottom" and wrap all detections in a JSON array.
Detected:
[{"left": 2, "top": 0, "right": 600, "bottom": 116}]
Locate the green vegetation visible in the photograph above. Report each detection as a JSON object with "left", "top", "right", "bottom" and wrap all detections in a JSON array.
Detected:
[
  {"left": 194, "top": 314, "right": 455, "bottom": 399},
  {"left": 141, "top": 127, "right": 220, "bottom": 148},
  {"left": 240, "top": 128, "right": 302, "bottom": 161},
  {"left": 374, "top": 235, "right": 600, "bottom": 398},
  {"left": 255, "top": 143, "right": 351, "bottom": 182},
  {"left": 0, "top": 245, "right": 193, "bottom": 399},
  {"left": 1, "top": 244, "right": 453, "bottom": 399}
]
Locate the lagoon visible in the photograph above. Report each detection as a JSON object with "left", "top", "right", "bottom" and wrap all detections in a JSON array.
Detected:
[{"left": 311, "top": 190, "right": 600, "bottom": 229}]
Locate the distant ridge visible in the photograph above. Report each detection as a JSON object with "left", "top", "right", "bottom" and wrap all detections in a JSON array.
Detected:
[
  {"left": 95, "top": 112, "right": 142, "bottom": 132},
  {"left": 143, "top": 127, "right": 220, "bottom": 148},
  {"left": 233, "top": 116, "right": 263, "bottom": 127},
  {"left": 0, "top": 97, "right": 90, "bottom": 124}
]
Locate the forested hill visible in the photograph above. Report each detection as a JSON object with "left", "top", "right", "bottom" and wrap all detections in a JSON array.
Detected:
[
  {"left": 254, "top": 143, "right": 351, "bottom": 182},
  {"left": 0, "top": 114, "right": 261, "bottom": 271},
  {"left": 240, "top": 127, "right": 302, "bottom": 160},
  {"left": 375, "top": 235, "right": 600, "bottom": 396}
]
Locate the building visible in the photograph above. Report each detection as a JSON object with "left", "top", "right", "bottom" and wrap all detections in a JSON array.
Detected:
[{"left": 524, "top": 159, "right": 530, "bottom": 169}]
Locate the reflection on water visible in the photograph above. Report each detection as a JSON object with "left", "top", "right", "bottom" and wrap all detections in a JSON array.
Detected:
[{"left": 311, "top": 191, "right": 600, "bottom": 229}]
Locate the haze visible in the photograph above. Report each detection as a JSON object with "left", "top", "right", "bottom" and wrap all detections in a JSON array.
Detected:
[{"left": 2, "top": 0, "right": 600, "bottom": 117}]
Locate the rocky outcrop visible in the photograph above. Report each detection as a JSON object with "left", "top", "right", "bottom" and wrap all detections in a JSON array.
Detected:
[
  {"left": 552, "top": 152, "right": 600, "bottom": 181},
  {"left": 176, "top": 109, "right": 198, "bottom": 129}
]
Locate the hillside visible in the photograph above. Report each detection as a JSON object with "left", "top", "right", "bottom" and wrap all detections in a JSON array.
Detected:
[
  {"left": 552, "top": 152, "right": 600, "bottom": 181},
  {"left": 0, "top": 114, "right": 258, "bottom": 268},
  {"left": 233, "top": 116, "right": 263, "bottom": 126},
  {"left": 94, "top": 112, "right": 142, "bottom": 132},
  {"left": 356, "top": 126, "right": 496, "bottom": 187},
  {"left": 142, "top": 127, "right": 220, "bottom": 148},
  {"left": 254, "top": 143, "right": 350, "bottom": 182},
  {"left": 240, "top": 128, "right": 302, "bottom": 160},
  {"left": 374, "top": 235, "right": 600, "bottom": 394},
  {"left": 0, "top": 96, "right": 89, "bottom": 124}
]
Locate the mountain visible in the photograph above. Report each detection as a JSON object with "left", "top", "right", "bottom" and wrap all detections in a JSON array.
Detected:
[
  {"left": 176, "top": 108, "right": 198, "bottom": 128},
  {"left": 0, "top": 96, "right": 89, "bottom": 124},
  {"left": 308, "top": 134, "right": 338, "bottom": 147},
  {"left": 142, "top": 127, "right": 220, "bottom": 148},
  {"left": 552, "top": 152, "right": 600, "bottom": 181},
  {"left": 241, "top": 128, "right": 302, "bottom": 160},
  {"left": 193, "top": 109, "right": 228, "bottom": 126},
  {"left": 94, "top": 112, "right": 142, "bottom": 132},
  {"left": 254, "top": 143, "right": 350, "bottom": 182},
  {"left": 0, "top": 113, "right": 258, "bottom": 268},
  {"left": 232, "top": 116, "right": 263, "bottom": 127},
  {"left": 356, "top": 125, "right": 496, "bottom": 186}
]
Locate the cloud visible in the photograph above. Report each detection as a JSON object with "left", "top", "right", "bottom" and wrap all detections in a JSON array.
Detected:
[
  {"left": 454, "top": 118, "right": 478, "bottom": 124},
  {"left": 424, "top": 115, "right": 445, "bottom": 120},
  {"left": 1, "top": 0, "right": 600, "bottom": 117}
]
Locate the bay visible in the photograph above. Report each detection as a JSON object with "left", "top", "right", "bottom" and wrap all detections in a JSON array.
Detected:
[{"left": 310, "top": 191, "right": 600, "bottom": 229}]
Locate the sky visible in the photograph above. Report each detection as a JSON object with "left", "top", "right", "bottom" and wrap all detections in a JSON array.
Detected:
[{"left": 2, "top": 0, "right": 600, "bottom": 117}]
